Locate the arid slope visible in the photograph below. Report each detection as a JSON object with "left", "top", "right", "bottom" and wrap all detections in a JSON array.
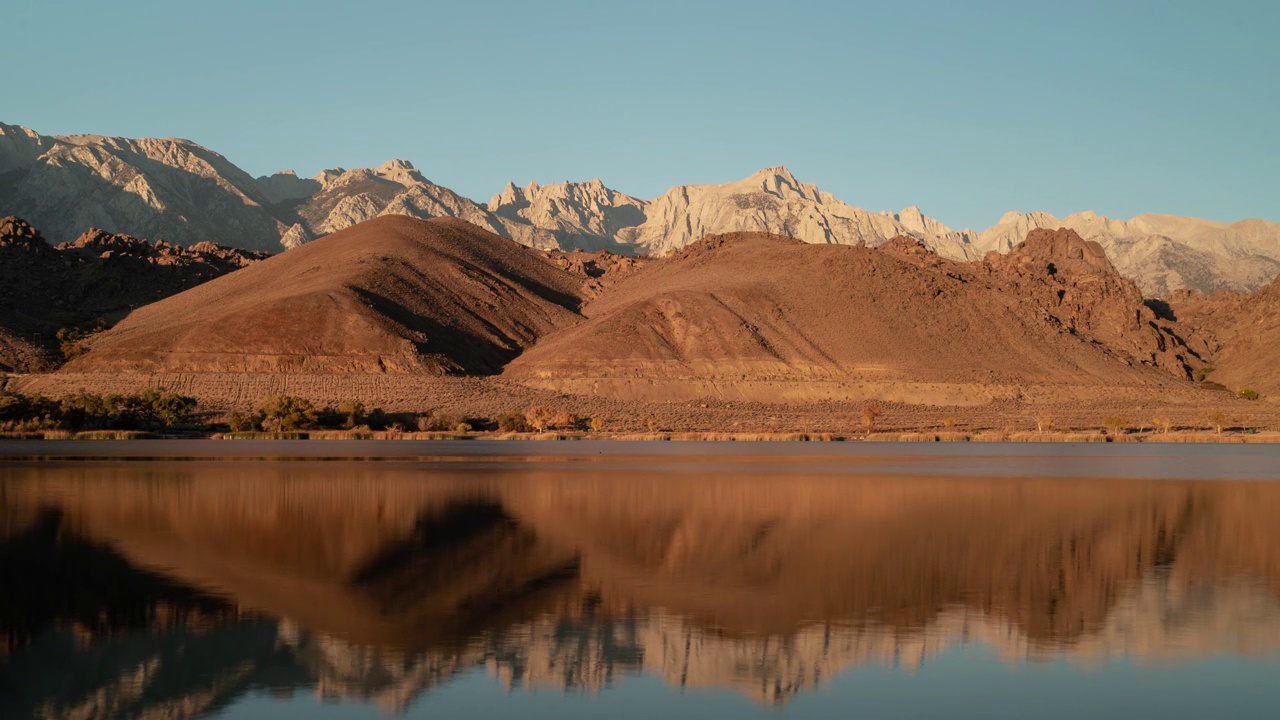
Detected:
[
  {"left": 505, "top": 228, "right": 1193, "bottom": 401},
  {"left": 1172, "top": 276, "right": 1280, "bottom": 398},
  {"left": 63, "top": 216, "right": 587, "bottom": 375}
]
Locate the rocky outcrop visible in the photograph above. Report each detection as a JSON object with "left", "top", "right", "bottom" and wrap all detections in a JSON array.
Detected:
[
  {"left": 0, "top": 216, "right": 266, "bottom": 371},
  {"left": 1171, "top": 274, "right": 1280, "bottom": 397},
  {"left": 983, "top": 228, "right": 1199, "bottom": 377},
  {"left": 976, "top": 210, "right": 1280, "bottom": 296},
  {"left": 0, "top": 216, "right": 54, "bottom": 254}
]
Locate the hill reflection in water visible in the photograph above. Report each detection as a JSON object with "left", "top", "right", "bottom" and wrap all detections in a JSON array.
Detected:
[{"left": 3, "top": 450, "right": 1280, "bottom": 717}]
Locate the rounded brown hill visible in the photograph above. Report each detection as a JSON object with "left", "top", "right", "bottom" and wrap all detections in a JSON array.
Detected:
[
  {"left": 505, "top": 230, "right": 1187, "bottom": 390},
  {"left": 64, "top": 216, "right": 586, "bottom": 374}
]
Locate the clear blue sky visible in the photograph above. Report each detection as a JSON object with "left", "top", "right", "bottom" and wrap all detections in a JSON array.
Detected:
[{"left": 7, "top": 0, "right": 1277, "bottom": 230}]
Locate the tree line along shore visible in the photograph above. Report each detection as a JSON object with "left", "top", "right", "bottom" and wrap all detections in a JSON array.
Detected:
[{"left": 1, "top": 389, "right": 1273, "bottom": 443}]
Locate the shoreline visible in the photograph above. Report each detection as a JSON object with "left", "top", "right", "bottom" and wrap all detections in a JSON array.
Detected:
[{"left": 3, "top": 430, "right": 1279, "bottom": 443}]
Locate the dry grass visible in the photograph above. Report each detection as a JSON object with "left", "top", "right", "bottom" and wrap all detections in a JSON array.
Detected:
[
  {"left": 1143, "top": 432, "right": 1280, "bottom": 444},
  {"left": 72, "top": 430, "right": 159, "bottom": 440},
  {"left": 971, "top": 431, "right": 1110, "bottom": 443},
  {"left": 215, "top": 430, "right": 475, "bottom": 441}
]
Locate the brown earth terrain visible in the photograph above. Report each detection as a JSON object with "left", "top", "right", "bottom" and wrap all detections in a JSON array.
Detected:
[
  {"left": 6, "top": 371, "right": 1271, "bottom": 435},
  {"left": 60, "top": 216, "right": 590, "bottom": 375},
  {"left": 0, "top": 216, "right": 266, "bottom": 372},
  {"left": 1171, "top": 275, "right": 1280, "bottom": 397},
  {"left": 2, "top": 215, "right": 1275, "bottom": 431},
  {"left": 507, "top": 228, "right": 1201, "bottom": 407}
]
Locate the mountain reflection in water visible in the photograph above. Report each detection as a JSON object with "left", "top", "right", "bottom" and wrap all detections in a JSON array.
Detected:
[{"left": 3, "top": 449, "right": 1280, "bottom": 718}]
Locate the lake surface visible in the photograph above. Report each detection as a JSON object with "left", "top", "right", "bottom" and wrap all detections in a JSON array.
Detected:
[{"left": 3, "top": 440, "right": 1280, "bottom": 719}]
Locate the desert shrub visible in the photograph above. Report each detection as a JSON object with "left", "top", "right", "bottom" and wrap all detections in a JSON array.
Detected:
[
  {"left": 62, "top": 389, "right": 196, "bottom": 430},
  {"left": 416, "top": 410, "right": 460, "bottom": 432},
  {"left": 526, "top": 406, "right": 557, "bottom": 432},
  {"left": 1238, "top": 389, "right": 1260, "bottom": 401},
  {"left": 589, "top": 417, "right": 605, "bottom": 432},
  {"left": 256, "top": 395, "right": 318, "bottom": 431},
  {"left": 315, "top": 400, "right": 366, "bottom": 429},
  {"left": 455, "top": 422, "right": 473, "bottom": 433},
  {"left": 1193, "top": 366, "right": 1215, "bottom": 383},
  {"left": 339, "top": 401, "right": 366, "bottom": 427},
  {"left": 363, "top": 408, "right": 414, "bottom": 431},
  {"left": 1206, "top": 410, "right": 1228, "bottom": 434},
  {"left": 642, "top": 415, "right": 660, "bottom": 432},
  {"left": 0, "top": 392, "right": 60, "bottom": 430},
  {"left": 1102, "top": 416, "right": 1129, "bottom": 434},
  {"left": 132, "top": 389, "right": 198, "bottom": 426},
  {"left": 56, "top": 319, "right": 108, "bottom": 360},
  {"left": 861, "top": 401, "right": 882, "bottom": 433},
  {"left": 497, "top": 409, "right": 531, "bottom": 432},
  {"left": 1, "top": 389, "right": 195, "bottom": 431},
  {"left": 942, "top": 417, "right": 957, "bottom": 429}
]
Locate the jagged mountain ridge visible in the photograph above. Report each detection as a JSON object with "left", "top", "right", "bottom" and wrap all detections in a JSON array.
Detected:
[
  {"left": 0, "top": 122, "right": 285, "bottom": 252},
  {"left": 605, "top": 166, "right": 980, "bottom": 260},
  {"left": 3, "top": 122, "right": 1278, "bottom": 295}
]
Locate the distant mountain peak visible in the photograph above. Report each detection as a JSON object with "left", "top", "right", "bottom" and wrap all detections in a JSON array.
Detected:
[
  {"left": 377, "top": 158, "right": 416, "bottom": 172},
  {"left": 750, "top": 165, "right": 797, "bottom": 181}
]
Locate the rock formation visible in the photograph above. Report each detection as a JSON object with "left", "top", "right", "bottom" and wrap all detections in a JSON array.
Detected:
[
  {"left": 977, "top": 210, "right": 1280, "bottom": 296},
  {"left": 0, "top": 216, "right": 265, "bottom": 372},
  {"left": 1171, "top": 274, "right": 1280, "bottom": 397}
]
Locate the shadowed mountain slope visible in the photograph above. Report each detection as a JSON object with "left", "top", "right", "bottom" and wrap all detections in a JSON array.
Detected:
[
  {"left": 0, "top": 216, "right": 265, "bottom": 372},
  {"left": 1172, "top": 275, "right": 1280, "bottom": 398},
  {"left": 62, "top": 216, "right": 587, "bottom": 375}
]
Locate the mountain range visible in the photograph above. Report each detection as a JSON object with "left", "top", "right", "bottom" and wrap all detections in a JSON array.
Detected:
[{"left": 3, "top": 122, "right": 1278, "bottom": 296}]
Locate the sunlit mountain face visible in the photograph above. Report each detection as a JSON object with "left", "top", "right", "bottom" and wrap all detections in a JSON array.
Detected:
[{"left": 3, "top": 450, "right": 1280, "bottom": 718}]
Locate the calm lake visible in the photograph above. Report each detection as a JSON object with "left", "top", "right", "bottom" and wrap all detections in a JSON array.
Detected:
[{"left": 3, "top": 441, "right": 1280, "bottom": 719}]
